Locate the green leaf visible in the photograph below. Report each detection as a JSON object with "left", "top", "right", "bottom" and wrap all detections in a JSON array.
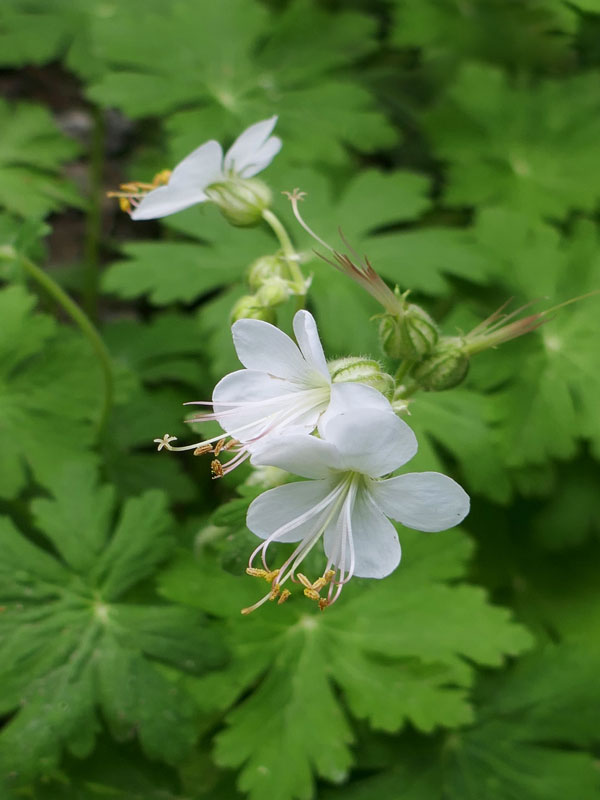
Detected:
[
  {"left": 390, "top": 0, "right": 576, "bottom": 72},
  {"left": 0, "top": 99, "right": 83, "bottom": 218},
  {"left": 424, "top": 65, "right": 600, "bottom": 218},
  {"left": 160, "top": 525, "right": 531, "bottom": 800},
  {"left": 0, "top": 285, "right": 101, "bottom": 498},
  {"left": 325, "top": 643, "right": 600, "bottom": 800},
  {"left": 0, "top": 464, "right": 227, "bottom": 787},
  {"left": 87, "top": 0, "right": 394, "bottom": 165}
]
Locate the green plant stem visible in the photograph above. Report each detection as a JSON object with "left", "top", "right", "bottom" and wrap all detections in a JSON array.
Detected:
[
  {"left": 16, "top": 253, "right": 114, "bottom": 439},
  {"left": 262, "top": 208, "right": 306, "bottom": 294},
  {"left": 83, "top": 106, "right": 105, "bottom": 321}
]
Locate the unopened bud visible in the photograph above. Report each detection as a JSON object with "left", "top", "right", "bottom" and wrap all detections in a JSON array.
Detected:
[
  {"left": 247, "top": 255, "right": 287, "bottom": 290},
  {"left": 231, "top": 294, "right": 277, "bottom": 324},
  {"left": 379, "top": 303, "right": 439, "bottom": 361},
  {"left": 328, "top": 357, "right": 395, "bottom": 399},
  {"left": 411, "top": 338, "right": 469, "bottom": 391},
  {"left": 255, "top": 277, "right": 292, "bottom": 307},
  {"left": 206, "top": 178, "right": 272, "bottom": 227}
]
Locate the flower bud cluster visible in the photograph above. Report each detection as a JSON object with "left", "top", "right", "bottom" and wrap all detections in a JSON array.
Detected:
[{"left": 231, "top": 254, "right": 299, "bottom": 323}]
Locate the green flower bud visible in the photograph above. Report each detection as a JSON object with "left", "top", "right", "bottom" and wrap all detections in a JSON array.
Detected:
[
  {"left": 328, "top": 356, "right": 395, "bottom": 399},
  {"left": 255, "top": 277, "right": 292, "bottom": 307},
  {"left": 411, "top": 338, "right": 469, "bottom": 391},
  {"left": 379, "top": 304, "right": 439, "bottom": 361},
  {"left": 206, "top": 178, "right": 272, "bottom": 227},
  {"left": 247, "top": 254, "right": 287, "bottom": 291},
  {"left": 231, "top": 294, "right": 277, "bottom": 324}
]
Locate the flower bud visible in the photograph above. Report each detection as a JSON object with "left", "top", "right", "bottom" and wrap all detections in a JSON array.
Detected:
[
  {"left": 206, "top": 178, "right": 272, "bottom": 227},
  {"left": 247, "top": 255, "right": 287, "bottom": 291},
  {"left": 255, "top": 277, "right": 292, "bottom": 307},
  {"left": 328, "top": 357, "right": 395, "bottom": 399},
  {"left": 411, "top": 338, "right": 469, "bottom": 391},
  {"left": 231, "top": 294, "right": 277, "bottom": 324},
  {"left": 379, "top": 303, "right": 439, "bottom": 361}
]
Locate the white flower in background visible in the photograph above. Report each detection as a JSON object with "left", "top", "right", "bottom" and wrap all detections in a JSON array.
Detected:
[
  {"left": 121, "top": 116, "right": 281, "bottom": 220},
  {"left": 241, "top": 404, "right": 470, "bottom": 613},
  {"left": 154, "top": 310, "right": 392, "bottom": 476}
]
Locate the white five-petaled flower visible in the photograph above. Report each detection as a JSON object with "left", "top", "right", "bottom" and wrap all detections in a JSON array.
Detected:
[
  {"left": 241, "top": 402, "right": 470, "bottom": 613},
  {"left": 154, "top": 310, "right": 392, "bottom": 476},
  {"left": 129, "top": 116, "right": 282, "bottom": 220}
]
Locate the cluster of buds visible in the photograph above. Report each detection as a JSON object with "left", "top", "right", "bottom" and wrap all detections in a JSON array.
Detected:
[{"left": 231, "top": 253, "right": 302, "bottom": 324}]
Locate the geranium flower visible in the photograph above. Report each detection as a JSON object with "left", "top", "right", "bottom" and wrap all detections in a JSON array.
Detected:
[
  {"left": 154, "top": 310, "right": 392, "bottom": 476},
  {"left": 241, "top": 405, "right": 469, "bottom": 613},
  {"left": 121, "top": 116, "right": 281, "bottom": 220}
]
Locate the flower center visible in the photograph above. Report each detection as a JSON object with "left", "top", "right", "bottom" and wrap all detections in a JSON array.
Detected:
[{"left": 107, "top": 169, "right": 172, "bottom": 214}]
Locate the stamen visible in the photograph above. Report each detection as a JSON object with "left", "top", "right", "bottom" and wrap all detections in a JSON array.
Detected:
[
  {"left": 246, "top": 567, "right": 280, "bottom": 583},
  {"left": 278, "top": 589, "right": 292, "bottom": 605},
  {"left": 213, "top": 439, "right": 226, "bottom": 456},
  {"left": 193, "top": 444, "right": 213, "bottom": 456},
  {"left": 211, "top": 459, "right": 224, "bottom": 478}
]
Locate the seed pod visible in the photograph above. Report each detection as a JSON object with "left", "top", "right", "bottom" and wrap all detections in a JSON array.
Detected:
[
  {"left": 411, "top": 338, "right": 470, "bottom": 391},
  {"left": 379, "top": 303, "right": 439, "bottom": 361}
]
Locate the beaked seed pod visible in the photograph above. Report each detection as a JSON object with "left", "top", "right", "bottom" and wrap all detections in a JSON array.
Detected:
[
  {"left": 231, "top": 294, "right": 277, "bottom": 324},
  {"left": 206, "top": 178, "right": 272, "bottom": 227},
  {"left": 379, "top": 304, "right": 439, "bottom": 361},
  {"left": 411, "top": 338, "right": 470, "bottom": 391},
  {"left": 328, "top": 357, "right": 395, "bottom": 399}
]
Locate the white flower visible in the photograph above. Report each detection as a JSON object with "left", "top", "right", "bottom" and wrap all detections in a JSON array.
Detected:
[
  {"left": 154, "top": 310, "right": 392, "bottom": 476},
  {"left": 130, "top": 116, "right": 282, "bottom": 220},
  {"left": 241, "top": 403, "right": 470, "bottom": 613}
]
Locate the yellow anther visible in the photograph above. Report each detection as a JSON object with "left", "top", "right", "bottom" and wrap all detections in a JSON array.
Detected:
[
  {"left": 246, "top": 567, "right": 280, "bottom": 583},
  {"left": 296, "top": 573, "right": 313, "bottom": 590},
  {"left": 211, "top": 459, "right": 224, "bottom": 478},
  {"left": 269, "top": 583, "right": 281, "bottom": 600},
  {"left": 225, "top": 439, "right": 240, "bottom": 451},
  {"left": 323, "top": 569, "right": 336, "bottom": 584},
  {"left": 303, "top": 588, "right": 320, "bottom": 601},
  {"left": 152, "top": 169, "right": 172, "bottom": 186},
  {"left": 119, "top": 197, "right": 131, "bottom": 213},
  {"left": 213, "top": 439, "right": 226, "bottom": 456},
  {"left": 278, "top": 589, "right": 292, "bottom": 605},
  {"left": 193, "top": 444, "right": 213, "bottom": 456}
]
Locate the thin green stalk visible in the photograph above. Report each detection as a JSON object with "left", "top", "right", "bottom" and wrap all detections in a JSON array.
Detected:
[
  {"left": 261, "top": 208, "right": 306, "bottom": 293},
  {"left": 83, "top": 106, "right": 105, "bottom": 321},
  {"left": 15, "top": 252, "right": 114, "bottom": 439}
]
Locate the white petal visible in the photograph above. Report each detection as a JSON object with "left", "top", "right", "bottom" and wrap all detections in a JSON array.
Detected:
[
  {"left": 247, "top": 479, "right": 335, "bottom": 543},
  {"left": 231, "top": 318, "right": 312, "bottom": 383},
  {"left": 238, "top": 136, "right": 282, "bottom": 178},
  {"left": 322, "top": 409, "right": 418, "bottom": 477},
  {"left": 212, "top": 369, "right": 306, "bottom": 441},
  {"left": 323, "top": 488, "right": 401, "bottom": 578},
  {"left": 250, "top": 432, "right": 339, "bottom": 479},
  {"left": 224, "top": 116, "right": 279, "bottom": 176},
  {"left": 292, "top": 311, "right": 330, "bottom": 382},
  {"left": 318, "top": 382, "right": 392, "bottom": 435},
  {"left": 369, "top": 472, "right": 470, "bottom": 532},
  {"left": 131, "top": 140, "right": 223, "bottom": 220}
]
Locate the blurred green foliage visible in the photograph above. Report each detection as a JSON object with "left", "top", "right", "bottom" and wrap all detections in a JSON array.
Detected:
[{"left": 0, "top": 0, "right": 599, "bottom": 798}]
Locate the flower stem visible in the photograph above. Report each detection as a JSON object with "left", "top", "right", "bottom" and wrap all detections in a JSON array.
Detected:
[
  {"left": 12, "top": 251, "right": 114, "bottom": 439},
  {"left": 262, "top": 208, "right": 306, "bottom": 294}
]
